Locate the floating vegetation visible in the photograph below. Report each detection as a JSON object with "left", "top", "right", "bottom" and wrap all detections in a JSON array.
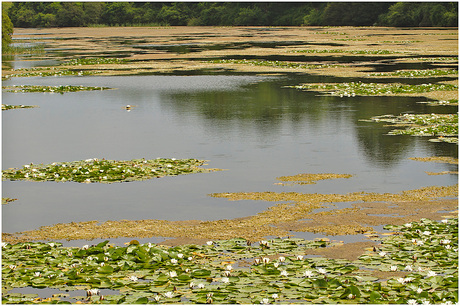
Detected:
[
  {"left": 3, "top": 85, "right": 112, "bottom": 94},
  {"left": 205, "top": 59, "right": 345, "bottom": 69},
  {"left": 291, "top": 49, "right": 399, "bottom": 55},
  {"left": 275, "top": 173, "right": 353, "bottom": 185},
  {"left": 3, "top": 67, "right": 100, "bottom": 79},
  {"left": 418, "top": 99, "right": 458, "bottom": 106},
  {"left": 409, "top": 156, "right": 458, "bottom": 165},
  {"left": 2, "top": 104, "right": 38, "bottom": 111},
  {"left": 365, "top": 113, "right": 458, "bottom": 143},
  {"left": 370, "top": 69, "right": 458, "bottom": 77},
  {"left": 291, "top": 82, "right": 458, "bottom": 97},
  {"left": 60, "top": 57, "right": 130, "bottom": 66},
  {"left": 2, "top": 218, "right": 457, "bottom": 304},
  {"left": 2, "top": 158, "right": 219, "bottom": 184},
  {"left": 409, "top": 57, "right": 458, "bottom": 62},
  {"left": 2, "top": 198, "right": 18, "bottom": 205}
]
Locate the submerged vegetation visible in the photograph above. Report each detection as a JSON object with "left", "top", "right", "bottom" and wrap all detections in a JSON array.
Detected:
[
  {"left": 275, "top": 173, "right": 353, "bottom": 186},
  {"left": 2, "top": 158, "right": 219, "bottom": 184},
  {"left": 2, "top": 218, "right": 457, "bottom": 304}
]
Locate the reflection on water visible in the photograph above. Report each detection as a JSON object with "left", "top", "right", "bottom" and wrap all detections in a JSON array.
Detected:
[{"left": 2, "top": 74, "right": 457, "bottom": 233}]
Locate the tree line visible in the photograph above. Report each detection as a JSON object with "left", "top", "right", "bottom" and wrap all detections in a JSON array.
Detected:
[{"left": 5, "top": 2, "right": 458, "bottom": 28}]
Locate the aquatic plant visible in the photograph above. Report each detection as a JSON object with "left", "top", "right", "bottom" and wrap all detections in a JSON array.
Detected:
[
  {"left": 2, "top": 158, "right": 219, "bottom": 183},
  {"left": 275, "top": 173, "right": 353, "bottom": 185},
  {"left": 2, "top": 218, "right": 457, "bottom": 304},
  {"left": 2, "top": 85, "right": 112, "bottom": 94},
  {"left": 370, "top": 69, "right": 458, "bottom": 77},
  {"left": 205, "top": 59, "right": 344, "bottom": 69},
  {"left": 291, "top": 49, "right": 399, "bottom": 55},
  {"left": 291, "top": 81, "right": 458, "bottom": 97},
  {"left": 365, "top": 113, "right": 458, "bottom": 143},
  {"left": 3, "top": 67, "right": 100, "bottom": 79},
  {"left": 2, "top": 198, "right": 17, "bottom": 205},
  {"left": 2, "top": 104, "right": 38, "bottom": 111},
  {"left": 61, "top": 58, "right": 130, "bottom": 66}
]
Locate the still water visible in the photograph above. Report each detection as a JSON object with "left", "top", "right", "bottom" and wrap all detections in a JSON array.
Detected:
[{"left": 2, "top": 74, "right": 457, "bottom": 233}]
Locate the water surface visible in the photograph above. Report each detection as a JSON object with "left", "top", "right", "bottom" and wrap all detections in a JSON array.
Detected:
[{"left": 2, "top": 74, "right": 457, "bottom": 233}]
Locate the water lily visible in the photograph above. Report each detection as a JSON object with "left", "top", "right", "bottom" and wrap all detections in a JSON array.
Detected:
[
  {"left": 254, "top": 258, "right": 261, "bottom": 265},
  {"left": 440, "top": 239, "right": 451, "bottom": 245},
  {"left": 422, "top": 231, "right": 431, "bottom": 235},
  {"left": 426, "top": 271, "right": 437, "bottom": 277},
  {"left": 223, "top": 270, "right": 231, "bottom": 277},
  {"left": 1, "top": 242, "right": 8, "bottom": 248},
  {"left": 272, "top": 294, "right": 279, "bottom": 299},
  {"left": 153, "top": 295, "right": 161, "bottom": 302},
  {"left": 164, "top": 292, "right": 174, "bottom": 298},
  {"left": 34, "top": 271, "right": 41, "bottom": 277},
  {"left": 273, "top": 262, "right": 279, "bottom": 268},
  {"left": 379, "top": 251, "right": 387, "bottom": 257},
  {"left": 197, "top": 283, "right": 205, "bottom": 289},
  {"left": 280, "top": 270, "right": 288, "bottom": 277},
  {"left": 177, "top": 253, "right": 184, "bottom": 258},
  {"left": 168, "top": 271, "right": 177, "bottom": 278},
  {"left": 421, "top": 299, "right": 431, "bottom": 305},
  {"left": 278, "top": 256, "right": 285, "bottom": 262},
  {"left": 416, "top": 288, "right": 423, "bottom": 294},
  {"left": 129, "top": 275, "right": 138, "bottom": 282},
  {"left": 441, "top": 219, "right": 448, "bottom": 223},
  {"left": 317, "top": 268, "right": 327, "bottom": 274},
  {"left": 262, "top": 257, "right": 270, "bottom": 264},
  {"left": 171, "top": 258, "right": 178, "bottom": 264},
  {"left": 304, "top": 270, "right": 314, "bottom": 278},
  {"left": 404, "top": 223, "right": 413, "bottom": 227},
  {"left": 408, "top": 299, "right": 418, "bottom": 305},
  {"left": 189, "top": 282, "right": 195, "bottom": 289},
  {"left": 260, "top": 298, "right": 270, "bottom": 304},
  {"left": 390, "top": 265, "right": 398, "bottom": 271},
  {"left": 296, "top": 255, "right": 304, "bottom": 260},
  {"left": 225, "top": 264, "right": 233, "bottom": 271},
  {"left": 221, "top": 277, "right": 230, "bottom": 283},
  {"left": 348, "top": 294, "right": 356, "bottom": 299},
  {"left": 206, "top": 241, "right": 213, "bottom": 246},
  {"left": 405, "top": 265, "right": 413, "bottom": 271}
]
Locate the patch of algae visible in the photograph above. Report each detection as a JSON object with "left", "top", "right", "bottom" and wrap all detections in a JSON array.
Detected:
[
  {"left": 275, "top": 173, "right": 353, "bottom": 185},
  {"left": 409, "top": 156, "right": 458, "bottom": 164},
  {"left": 4, "top": 184, "right": 457, "bottom": 244}
]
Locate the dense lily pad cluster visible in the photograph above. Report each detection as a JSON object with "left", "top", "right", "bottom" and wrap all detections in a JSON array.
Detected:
[
  {"left": 3, "top": 67, "right": 98, "bottom": 79},
  {"left": 291, "top": 82, "right": 458, "bottom": 97},
  {"left": 365, "top": 113, "right": 458, "bottom": 144},
  {"left": 61, "top": 58, "right": 130, "bottom": 66},
  {"left": 206, "top": 59, "right": 344, "bottom": 70},
  {"left": 3, "top": 85, "right": 112, "bottom": 94},
  {"left": 370, "top": 69, "right": 458, "bottom": 77},
  {"left": 2, "top": 218, "right": 457, "bottom": 304},
  {"left": 2, "top": 158, "right": 217, "bottom": 184}
]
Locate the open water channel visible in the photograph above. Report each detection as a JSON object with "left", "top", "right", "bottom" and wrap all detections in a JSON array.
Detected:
[{"left": 2, "top": 67, "right": 458, "bottom": 236}]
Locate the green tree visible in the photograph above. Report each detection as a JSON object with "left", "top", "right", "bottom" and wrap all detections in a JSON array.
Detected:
[{"left": 2, "top": 8, "right": 13, "bottom": 49}]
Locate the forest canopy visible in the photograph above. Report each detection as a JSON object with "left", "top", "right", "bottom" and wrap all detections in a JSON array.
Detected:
[{"left": 5, "top": 2, "right": 459, "bottom": 28}]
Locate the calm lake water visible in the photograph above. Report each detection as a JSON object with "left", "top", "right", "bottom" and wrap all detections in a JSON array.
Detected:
[{"left": 2, "top": 73, "right": 458, "bottom": 234}]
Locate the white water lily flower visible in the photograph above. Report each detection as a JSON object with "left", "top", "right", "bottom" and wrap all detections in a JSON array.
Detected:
[
  {"left": 168, "top": 271, "right": 177, "bottom": 278},
  {"left": 177, "top": 253, "right": 184, "bottom": 258},
  {"left": 164, "top": 292, "right": 174, "bottom": 298},
  {"left": 390, "top": 265, "right": 398, "bottom": 271},
  {"left": 440, "top": 239, "right": 451, "bottom": 245},
  {"left": 379, "top": 251, "right": 387, "bottom": 257},
  {"left": 171, "top": 258, "right": 178, "bottom": 264},
  {"left": 254, "top": 258, "right": 261, "bottom": 265},
  {"left": 87, "top": 289, "right": 100, "bottom": 296},
  {"left": 24, "top": 165, "right": 30, "bottom": 168},
  {"left": 34, "top": 272, "right": 41, "bottom": 277},
  {"left": 445, "top": 245, "right": 452, "bottom": 249},
  {"left": 422, "top": 231, "right": 431, "bottom": 235},
  {"left": 427, "top": 271, "right": 437, "bottom": 277},
  {"left": 304, "top": 270, "right": 314, "bottom": 278},
  {"left": 348, "top": 294, "right": 355, "bottom": 299},
  {"left": 317, "top": 268, "right": 327, "bottom": 274},
  {"left": 421, "top": 299, "right": 431, "bottom": 305},
  {"left": 1, "top": 242, "right": 8, "bottom": 248},
  {"left": 407, "top": 299, "right": 417, "bottom": 305},
  {"left": 84, "top": 179, "right": 91, "bottom": 183},
  {"left": 129, "top": 275, "right": 138, "bottom": 282},
  {"left": 197, "top": 283, "right": 205, "bottom": 289},
  {"left": 225, "top": 264, "right": 233, "bottom": 271},
  {"left": 273, "top": 262, "right": 279, "bottom": 268},
  {"left": 260, "top": 298, "right": 270, "bottom": 304},
  {"left": 404, "top": 222, "right": 412, "bottom": 227},
  {"left": 416, "top": 288, "right": 423, "bottom": 294},
  {"left": 188, "top": 256, "right": 193, "bottom": 261},
  {"left": 223, "top": 270, "right": 231, "bottom": 277},
  {"left": 296, "top": 255, "right": 304, "bottom": 260},
  {"left": 189, "top": 282, "right": 195, "bottom": 288},
  {"left": 206, "top": 241, "right": 213, "bottom": 246},
  {"left": 153, "top": 295, "right": 161, "bottom": 302},
  {"left": 272, "top": 294, "right": 279, "bottom": 299},
  {"left": 278, "top": 256, "right": 285, "bottom": 262},
  {"left": 221, "top": 277, "right": 230, "bottom": 283},
  {"left": 262, "top": 257, "right": 270, "bottom": 264},
  {"left": 24, "top": 173, "right": 29, "bottom": 178},
  {"left": 405, "top": 265, "right": 413, "bottom": 271},
  {"left": 280, "top": 270, "right": 288, "bottom": 277},
  {"left": 441, "top": 219, "right": 448, "bottom": 223}
]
